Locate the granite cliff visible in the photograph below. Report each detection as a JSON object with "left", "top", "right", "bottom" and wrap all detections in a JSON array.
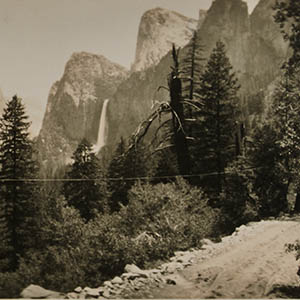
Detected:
[{"left": 37, "top": 52, "right": 128, "bottom": 173}]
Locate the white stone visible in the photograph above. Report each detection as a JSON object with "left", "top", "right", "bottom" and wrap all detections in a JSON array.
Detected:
[
  {"left": 20, "top": 284, "right": 62, "bottom": 299},
  {"left": 111, "top": 276, "right": 123, "bottom": 284},
  {"left": 74, "top": 286, "right": 82, "bottom": 293}
]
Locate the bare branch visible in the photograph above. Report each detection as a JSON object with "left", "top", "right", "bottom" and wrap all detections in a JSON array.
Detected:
[
  {"left": 157, "top": 86, "right": 169, "bottom": 93},
  {"left": 181, "top": 100, "right": 203, "bottom": 112},
  {"left": 152, "top": 143, "right": 175, "bottom": 154}
]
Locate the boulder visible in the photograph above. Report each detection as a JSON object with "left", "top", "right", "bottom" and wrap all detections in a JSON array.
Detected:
[
  {"left": 74, "top": 287, "right": 82, "bottom": 293},
  {"left": 103, "top": 281, "right": 114, "bottom": 289},
  {"left": 20, "top": 284, "right": 63, "bottom": 299},
  {"left": 124, "top": 264, "right": 149, "bottom": 278},
  {"left": 111, "top": 276, "right": 123, "bottom": 284},
  {"left": 102, "top": 288, "right": 110, "bottom": 298},
  {"left": 84, "top": 287, "right": 102, "bottom": 297},
  {"left": 67, "top": 292, "right": 80, "bottom": 299}
]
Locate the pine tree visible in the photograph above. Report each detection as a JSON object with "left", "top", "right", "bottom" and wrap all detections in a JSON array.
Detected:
[
  {"left": 63, "top": 138, "right": 107, "bottom": 221},
  {"left": 250, "top": 123, "right": 289, "bottom": 217},
  {"left": 0, "top": 95, "right": 39, "bottom": 271},
  {"left": 193, "top": 41, "right": 240, "bottom": 196},
  {"left": 257, "top": 66, "right": 300, "bottom": 215},
  {"left": 181, "top": 30, "right": 205, "bottom": 130},
  {"left": 107, "top": 138, "right": 149, "bottom": 212},
  {"left": 107, "top": 138, "right": 127, "bottom": 212},
  {"left": 274, "top": 1, "right": 300, "bottom": 212}
]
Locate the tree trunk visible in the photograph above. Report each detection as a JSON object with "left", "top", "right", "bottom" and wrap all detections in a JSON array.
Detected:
[{"left": 294, "top": 192, "right": 300, "bottom": 213}]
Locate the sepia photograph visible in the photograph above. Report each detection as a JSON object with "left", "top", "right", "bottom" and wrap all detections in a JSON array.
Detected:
[{"left": 1, "top": 0, "right": 300, "bottom": 298}]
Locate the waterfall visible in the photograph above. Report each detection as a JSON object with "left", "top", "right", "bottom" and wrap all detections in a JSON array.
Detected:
[{"left": 94, "top": 98, "right": 109, "bottom": 153}]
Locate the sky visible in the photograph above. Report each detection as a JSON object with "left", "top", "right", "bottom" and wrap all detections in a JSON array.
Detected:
[{"left": 0, "top": 0, "right": 260, "bottom": 135}]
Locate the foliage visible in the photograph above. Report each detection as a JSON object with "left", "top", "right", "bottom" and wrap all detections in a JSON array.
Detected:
[
  {"left": 274, "top": 0, "right": 300, "bottom": 67},
  {"left": 119, "top": 178, "right": 219, "bottom": 255},
  {"left": 63, "top": 138, "right": 107, "bottom": 221},
  {"left": 0, "top": 95, "right": 39, "bottom": 272}
]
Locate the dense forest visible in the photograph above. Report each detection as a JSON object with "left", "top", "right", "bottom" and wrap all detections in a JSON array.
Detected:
[{"left": 1, "top": 1, "right": 300, "bottom": 297}]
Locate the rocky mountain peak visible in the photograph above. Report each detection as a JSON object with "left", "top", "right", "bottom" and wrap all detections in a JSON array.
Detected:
[
  {"left": 38, "top": 52, "right": 129, "bottom": 171},
  {"left": 202, "top": 0, "right": 249, "bottom": 34},
  {"left": 60, "top": 52, "right": 128, "bottom": 107},
  {"left": 131, "top": 7, "right": 197, "bottom": 72}
]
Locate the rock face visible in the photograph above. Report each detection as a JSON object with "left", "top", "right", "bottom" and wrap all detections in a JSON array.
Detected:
[
  {"left": 197, "top": 9, "right": 207, "bottom": 29},
  {"left": 37, "top": 52, "right": 128, "bottom": 172},
  {"left": 131, "top": 7, "right": 198, "bottom": 72}
]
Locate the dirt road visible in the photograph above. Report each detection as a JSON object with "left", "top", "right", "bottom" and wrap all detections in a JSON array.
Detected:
[{"left": 127, "top": 219, "right": 300, "bottom": 298}]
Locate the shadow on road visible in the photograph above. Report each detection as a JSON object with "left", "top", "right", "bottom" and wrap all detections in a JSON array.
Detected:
[{"left": 269, "top": 285, "right": 300, "bottom": 298}]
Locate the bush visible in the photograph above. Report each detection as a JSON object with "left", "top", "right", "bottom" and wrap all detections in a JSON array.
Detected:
[
  {"left": 118, "top": 178, "right": 219, "bottom": 264},
  {"left": 0, "top": 179, "right": 220, "bottom": 297}
]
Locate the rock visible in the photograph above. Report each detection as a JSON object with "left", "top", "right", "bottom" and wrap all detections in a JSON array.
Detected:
[
  {"left": 201, "top": 238, "right": 214, "bottom": 246},
  {"left": 236, "top": 224, "right": 247, "bottom": 233},
  {"left": 121, "top": 272, "right": 141, "bottom": 280},
  {"left": 103, "top": 281, "right": 114, "bottom": 289},
  {"left": 67, "top": 292, "right": 79, "bottom": 299},
  {"left": 161, "top": 262, "right": 184, "bottom": 274},
  {"left": 101, "top": 287, "right": 111, "bottom": 299},
  {"left": 74, "top": 287, "right": 82, "bottom": 293},
  {"left": 124, "top": 264, "right": 149, "bottom": 278},
  {"left": 85, "top": 287, "right": 101, "bottom": 297},
  {"left": 111, "top": 276, "right": 123, "bottom": 284},
  {"left": 20, "top": 284, "right": 63, "bottom": 299},
  {"left": 124, "top": 263, "right": 142, "bottom": 273}
]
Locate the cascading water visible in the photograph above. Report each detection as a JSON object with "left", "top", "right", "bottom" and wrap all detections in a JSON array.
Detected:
[{"left": 94, "top": 98, "right": 109, "bottom": 153}]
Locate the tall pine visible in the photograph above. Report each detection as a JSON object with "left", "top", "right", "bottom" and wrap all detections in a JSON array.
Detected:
[
  {"left": 0, "top": 95, "right": 39, "bottom": 271},
  {"left": 63, "top": 138, "right": 107, "bottom": 221},
  {"left": 193, "top": 41, "right": 240, "bottom": 197}
]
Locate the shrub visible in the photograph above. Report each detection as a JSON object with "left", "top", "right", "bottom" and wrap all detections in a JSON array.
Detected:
[
  {"left": 0, "top": 179, "right": 220, "bottom": 297},
  {"left": 118, "top": 178, "right": 219, "bottom": 264}
]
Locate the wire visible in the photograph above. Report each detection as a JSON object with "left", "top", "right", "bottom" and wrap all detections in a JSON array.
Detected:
[{"left": 0, "top": 166, "right": 261, "bottom": 182}]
